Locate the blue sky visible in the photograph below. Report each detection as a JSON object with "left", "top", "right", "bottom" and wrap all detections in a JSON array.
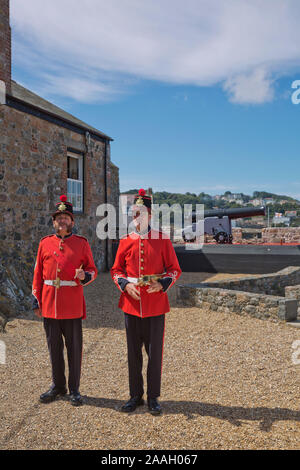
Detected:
[{"left": 10, "top": 0, "right": 300, "bottom": 198}]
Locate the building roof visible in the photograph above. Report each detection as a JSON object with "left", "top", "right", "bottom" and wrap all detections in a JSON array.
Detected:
[{"left": 8, "top": 80, "right": 113, "bottom": 141}]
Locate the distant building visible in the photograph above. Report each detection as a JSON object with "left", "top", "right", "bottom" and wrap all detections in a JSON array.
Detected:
[
  {"left": 285, "top": 211, "right": 297, "bottom": 217},
  {"left": 263, "top": 198, "right": 275, "bottom": 205},
  {"left": 249, "top": 198, "right": 263, "bottom": 206},
  {"left": 279, "top": 200, "right": 290, "bottom": 205},
  {"left": 229, "top": 198, "right": 244, "bottom": 205},
  {"left": 273, "top": 215, "right": 290, "bottom": 226},
  {"left": 231, "top": 193, "right": 243, "bottom": 200}
]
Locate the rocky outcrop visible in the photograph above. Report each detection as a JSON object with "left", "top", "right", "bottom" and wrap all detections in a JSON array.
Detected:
[{"left": 0, "top": 242, "right": 33, "bottom": 325}]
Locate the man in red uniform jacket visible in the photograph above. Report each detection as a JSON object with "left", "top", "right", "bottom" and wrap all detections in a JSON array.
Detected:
[
  {"left": 111, "top": 189, "right": 182, "bottom": 415},
  {"left": 32, "top": 195, "right": 97, "bottom": 406}
]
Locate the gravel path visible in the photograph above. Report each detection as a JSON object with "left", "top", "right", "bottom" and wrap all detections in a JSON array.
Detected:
[{"left": 0, "top": 272, "right": 300, "bottom": 450}]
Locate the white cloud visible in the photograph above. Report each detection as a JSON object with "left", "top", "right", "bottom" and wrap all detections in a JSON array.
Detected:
[
  {"left": 35, "top": 74, "right": 126, "bottom": 104},
  {"left": 223, "top": 68, "right": 275, "bottom": 104},
  {"left": 10, "top": 0, "right": 300, "bottom": 104}
]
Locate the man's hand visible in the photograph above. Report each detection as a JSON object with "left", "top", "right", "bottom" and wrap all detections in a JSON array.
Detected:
[
  {"left": 125, "top": 283, "right": 141, "bottom": 300},
  {"left": 74, "top": 268, "right": 85, "bottom": 281},
  {"left": 147, "top": 280, "right": 163, "bottom": 293},
  {"left": 34, "top": 308, "right": 42, "bottom": 318}
]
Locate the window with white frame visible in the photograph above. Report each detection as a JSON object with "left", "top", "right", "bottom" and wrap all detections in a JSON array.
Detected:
[{"left": 67, "top": 152, "right": 83, "bottom": 212}]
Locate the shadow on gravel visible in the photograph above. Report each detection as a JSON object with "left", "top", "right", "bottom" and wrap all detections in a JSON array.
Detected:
[{"left": 83, "top": 396, "right": 300, "bottom": 431}]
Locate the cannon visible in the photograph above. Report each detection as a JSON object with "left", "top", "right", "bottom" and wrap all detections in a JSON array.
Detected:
[
  {"left": 182, "top": 206, "right": 266, "bottom": 244},
  {"left": 202, "top": 206, "right": 266, "bottom": 220}
]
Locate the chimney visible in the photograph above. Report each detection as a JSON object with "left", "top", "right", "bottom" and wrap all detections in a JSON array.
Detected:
[{"left": 0, "top": 0, "right": 11, "bottom": 97}]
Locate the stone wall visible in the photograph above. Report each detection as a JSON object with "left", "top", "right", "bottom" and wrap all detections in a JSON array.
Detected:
[
  {"left": 232, "top": 228, "right": 300, "bottom": 245},
  {"left": 175, "top": 266, "right": 300, "bottom": 322},
  {"left": 232, "top": 227, "right": 243, "bottom": 242},
  {"left": 106, "top": 160, "right": 120, "bottom": 267},
  {"left": 109, "top": 163, "right": 120, "bottom": 213},
  {"left": 232, "top": 228, "right": 263, "bottom": 244},
  {"left": 176, "top": 285, "right": 297, "bottom": 322},
  {"left": 261, "top": 227, "right": 300, "bottom": 244},
  {"left": 180, "top": 227, "right": 300, "bottom": 245},
  {"left": 231, "top": 228, "right": 300, "bottom": 245}
]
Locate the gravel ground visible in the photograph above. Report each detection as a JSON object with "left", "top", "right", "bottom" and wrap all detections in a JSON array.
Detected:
[{"left": 0, "top": 272, "right": 300, "bottom": 450}]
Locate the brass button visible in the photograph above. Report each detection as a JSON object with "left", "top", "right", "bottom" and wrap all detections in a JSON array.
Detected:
[
  {"left": 57, "top": 269, "right": 61, "bottom": 273},
  {"left": 141, "top": 242, "right": 144, "bottom": 247},
  {"left": 141, "top": 250, "right": 144, "bottom": 254},
  {"left": 141, "top": 267, "right": 144, "bottom": 271},
  {"left": 141, "top": 258, "right": 144, "bottom": 262},
  {"left": 60, "top": 247, "right": 64, "bottom": 251}
]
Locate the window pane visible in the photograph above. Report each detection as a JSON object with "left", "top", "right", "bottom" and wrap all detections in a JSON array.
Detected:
[
  {"left": 68, "top": 157, "right": 79, "bottom": 180},
  {"left": 67, "top": 152, "right": 83, "bottom": 211}
]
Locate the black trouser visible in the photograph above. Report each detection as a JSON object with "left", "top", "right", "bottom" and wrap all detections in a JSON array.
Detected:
[
  {"left": 124, "top": 313, "right": 165, "bottom": 399},
  {"left": 43, "top": 318, "right": 83, "bottom": 393}
]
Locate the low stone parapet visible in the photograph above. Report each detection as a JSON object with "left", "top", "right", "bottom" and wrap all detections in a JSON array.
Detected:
[
  {"left": 285, "top": 285, "right": 300, "bottom": 319},
  {"left": 176, "top": 284, "right": 298, "bottom": 322},
  {"left": 285, "top": 285, "right": 300, "bottom": 299},
  {"left": 262, "top": 227, "right": 300, "bottom": 244},
  {"left": 195, "top": 266, "right": 300, "bottom": 296}
]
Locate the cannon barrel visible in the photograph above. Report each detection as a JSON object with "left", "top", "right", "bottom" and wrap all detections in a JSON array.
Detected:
[{"left": 203, "top": 206, "right": 266, "bottom": 219}]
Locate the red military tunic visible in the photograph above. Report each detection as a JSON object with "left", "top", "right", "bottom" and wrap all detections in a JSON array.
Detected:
[
  {"left": 32, "top": 233, "right": 97, "bottom": 320},
  {"left": 111, "top": 228, "right": 182, "bottom": 318}
]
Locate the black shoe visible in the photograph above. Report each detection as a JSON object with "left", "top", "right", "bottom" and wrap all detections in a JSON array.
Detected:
[
  {"left": 69, "top": 391, "right": 83, "bottom": 406},
  {"left": 39, "top": 386, "right": 67, "bottom": 403},
  {"left": 121, "top": 396, "right": 144, "bottom": 413},
  {"left": 147, "top": 398, "right": 162, "bottom": 415}
]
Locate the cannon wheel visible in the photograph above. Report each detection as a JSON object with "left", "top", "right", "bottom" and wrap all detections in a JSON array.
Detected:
[{"left": 214, "top": 232, "right": 229, "bottom": 244}]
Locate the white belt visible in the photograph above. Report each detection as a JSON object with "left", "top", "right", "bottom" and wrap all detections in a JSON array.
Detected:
[
  {"left": 44, "top": 280, "right": 78, "bottom": 287},
  {"left": 127, "top": 275, "right": 165, "bottom": 285}
]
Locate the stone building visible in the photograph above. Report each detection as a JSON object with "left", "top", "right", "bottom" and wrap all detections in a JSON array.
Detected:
[{"left": 0, "top": 0, "right": 119, "bottom": 324}]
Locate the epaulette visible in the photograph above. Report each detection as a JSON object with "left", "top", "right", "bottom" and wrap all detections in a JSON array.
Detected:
[
  {"left": 40, "top": 234, "right": 54, "bottom": 241},
  {"left": 73, "top": 234, "right": 88, "bottom": 241}
]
